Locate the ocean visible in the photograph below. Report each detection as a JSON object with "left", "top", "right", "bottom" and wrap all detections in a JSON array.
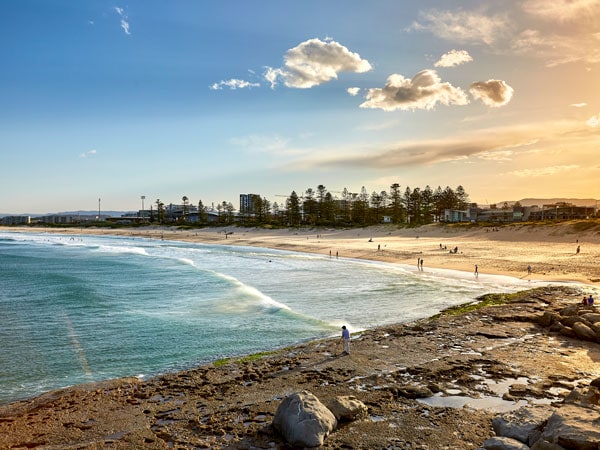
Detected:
[{"left": 0, "top": 230, "right": 555, "bottom": 404}]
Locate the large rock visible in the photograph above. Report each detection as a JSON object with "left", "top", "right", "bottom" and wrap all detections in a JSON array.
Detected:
[
  {"left": 482, "top": 436, "right": 530, "bottom": 450},
  {"left": 273, "top": 391, "right": 337, "bottom": 448},
  {"left": 326, "top": 395, "right": 367, "bottom": 421},
  {"left": 530, "top": 439, "right": 566, "bottom": 449},
  {"left": 537, "top": 405, "right": 600, "bottom": 450},
  {"left": 492, "top": 406, "right": 553, "bottom": 445},
  {"left": 571, "top": 322, "right": 598, "bottom": 342},
  {"left": 564, "top": 386, "right": 600, "bottom": 407},
  {"left": 580, "top": 313, "right": 600, "bottom": 324},
  {"left": 537, "top": 311, "right": 560, "bottom": 327},
  {"left": 559, "top": 305, "right": 580, "bottom": 317},
  {"left": 560, "top": 316, "right": 588, "bottom": 328}
]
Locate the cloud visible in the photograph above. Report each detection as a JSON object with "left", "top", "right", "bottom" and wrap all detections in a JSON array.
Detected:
[
  {"left": 469, "top": 80, "right": 514, "bottom": 107},
  {"left": 587, "top": 113, "right": 600, "bottom": 127},
  {"left": 508, "top": 165, "right": 580, "bottom": 177},
  {"left": 434, "top": 50, "right": 473, "bottom": 67},
  {"left": 571, "top": 103, "right": 588, "bottom": 108},
  {"left": 210, "top": 79, "right": 260, "bottom": 90},
  {"left": 281, "top": 120, "right": 591, "bottom": 171},
  {"left": 264, "top": 38, "right": 372, "bottom": 89},
  {"left": 522, "top": 0, "right": 600, "bottom": 22},
  {"left": 359, "top": 69, "right": 469, "bottom": 112},
  {"left": 512, "top": 29, "right": 600, "bottom": 67},
  {"left": 114, "top": 6, "right": 130, "bottom": 35},
  {"left": 79, "top": 149, "right": 97, "bottom": 158},
  {"left": 347, "top": 87, "right": 361, "bottom": 96},
  {"left": 410, "top": 9, "right": 510, "bottom": 45}
]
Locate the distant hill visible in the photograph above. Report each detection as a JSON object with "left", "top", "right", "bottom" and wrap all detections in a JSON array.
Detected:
[{"left": 498, "top": 198, "right": 598, "bottom": 208}]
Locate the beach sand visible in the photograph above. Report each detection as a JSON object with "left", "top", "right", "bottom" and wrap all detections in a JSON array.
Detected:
[
  {"left": 1, "top": 222, "right": 599, "bottom": 449},
  {"left": 15, "top": 221, "right": 600, "bottom": 284}
]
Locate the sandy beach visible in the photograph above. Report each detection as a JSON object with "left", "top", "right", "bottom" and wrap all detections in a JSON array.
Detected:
[
  {"left": 11, "top": 221, "right": 600, "bottom": 284},
  {"left": 1, "top": 221, "right": 599, "bottom": 449}
]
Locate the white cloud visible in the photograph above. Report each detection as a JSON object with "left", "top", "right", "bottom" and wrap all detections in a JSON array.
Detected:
[
  {"left": 360, "top": 69, "right": 469, "bottom": 112},
  {"left": 411, "top": 10, "right": 510, "bottom": 45},
  {"left": 347, "top": 87, "right": 360, "bottom": 96},
  {"left": 522, "top": 0, "right": 600, "bottom": 22},
  {"left": 512, "top": 29, "right": 600, "bottom": 67},
  {"left": 508, "top": 165, "right": 580, "bottom": 177},
  {"left": 280, "top": 121, "right": 587, "bottom": 171},
  {"left": 434, "top": 50, "right": 473, "bottom": 68},
  {"left": 114, "top": 6, "right": 130, "bottom": 35},
  {"left": 587, "top": 113, "right": 600, "bottom": 127},
  {"left": 264, "top": 38, "right": 372, "bottom": 89},
  {"left": 469, "top": 79, "right": 514, "bottom": 107},
  {"left": 210, "top": 79, "right": 260, "bottom": 90},
  {"left": 79, "top": 149, "right": 97, "bottom": 158},
  {"left": 571, "top": 103, "right": 588, "bottom": 108}
]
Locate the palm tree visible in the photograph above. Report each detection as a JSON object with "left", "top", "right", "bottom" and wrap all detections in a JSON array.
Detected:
[
  {"left": 182, "top": 196, "right": 189, "bottom": 222},
  {"left": 155, "top": 199, "right": 165, "bottom": 224}
]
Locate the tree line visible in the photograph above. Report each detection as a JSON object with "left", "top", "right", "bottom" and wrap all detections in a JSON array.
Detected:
[{"left": 151, "top": 184, "right": 470, "bottom": 228}]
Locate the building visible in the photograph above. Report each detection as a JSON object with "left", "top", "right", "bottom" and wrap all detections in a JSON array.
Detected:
[
  {"left": 239, "top": 194, "right": 260, "bottom": 215},
  {"left": 1, "top": 215, "right": 30, "bottom": 225}
]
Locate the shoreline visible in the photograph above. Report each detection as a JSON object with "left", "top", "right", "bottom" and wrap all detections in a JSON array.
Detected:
[{"left": 4, "top": 222, "right": 600, "bottom": 285}]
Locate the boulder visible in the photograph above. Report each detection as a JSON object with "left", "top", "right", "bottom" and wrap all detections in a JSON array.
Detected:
[
  {"left": 564, "top": 386, "right": 600, "bottom": 407},
  {"left": 482, "top": 436, "right": 530, "bottom": 450},
  {"left": 580, "top": 313, "right": 600, "bottom": 324},
  {"left": 492, "top": 407, "right": 553, "bottom": 445},
  {"left": 272, "top": 391, "right": 337, "bottom": 448},
  {"left": 538, "top": 312, "right": 560, "bottom": 327},
  {"left": 560, "top": 316, "right": 588, "bottom": 328},
  {"left": 559, "top": 305, "right": 580, "bottom": 317},
  {"left": 326, "top": 395, "right": 367, "bottom": 421},
  {"left": 537, "top": 405, "right": 600, "bottom": 450},
  {"left": 530, "top": 439, "right": 566, "bottom": 449},
  {"left": 571, "top": 322, "right": 598, "bottom": 342}
]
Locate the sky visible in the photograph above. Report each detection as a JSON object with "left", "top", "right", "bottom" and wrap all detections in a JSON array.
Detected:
[{"left": 1, "top": 0, "right": 599, "bottom": 214}]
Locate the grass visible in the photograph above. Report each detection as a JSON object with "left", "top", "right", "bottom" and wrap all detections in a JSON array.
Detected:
[{"left": 429, "top": 291, "right": 524, "bottom": 320}]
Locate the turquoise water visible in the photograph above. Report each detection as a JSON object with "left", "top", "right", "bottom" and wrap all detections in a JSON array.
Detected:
[{"left": 0, "top": 230, "right": 556, "bottom": 404}]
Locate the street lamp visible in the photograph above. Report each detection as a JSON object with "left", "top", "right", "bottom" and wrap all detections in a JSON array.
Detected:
[
  {"left": 98, "top": 198, "right": 101, "bottom": 221},
  {"left": 141, "top": 195, "right": 146, "bottom": 221}
]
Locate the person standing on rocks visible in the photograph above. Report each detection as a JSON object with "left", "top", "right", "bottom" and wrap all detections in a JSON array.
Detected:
[{"left": 341, "top": 326, "right": 350, "bottom": 355}]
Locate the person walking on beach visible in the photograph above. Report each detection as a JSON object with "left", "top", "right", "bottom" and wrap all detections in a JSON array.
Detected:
[
  {"left": 341, "top": 325, "right": 350, "bottom": 355},
  {"left": 474, "top": 264, "right": 478, "bottom": 277}
]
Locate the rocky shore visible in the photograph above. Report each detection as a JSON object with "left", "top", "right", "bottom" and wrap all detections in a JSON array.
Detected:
[{"left": 1, "top": 285, "right": 599, "bottom": 449}]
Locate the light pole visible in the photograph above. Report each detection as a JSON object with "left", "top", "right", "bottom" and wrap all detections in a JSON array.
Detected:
[
  {"left": 141, "top": 195, "right": 146, "bottom": 221},
  {"left": 98, "top": 198, "right": 101, "bottom": 221}
]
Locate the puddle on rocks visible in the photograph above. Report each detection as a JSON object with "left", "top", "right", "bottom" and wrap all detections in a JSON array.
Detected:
[
  {"left": 418, "top": 393, "right": 529, "bottom": 412},
  {"left": 417, "top": 376, "right": 563, "bottom": 412}
]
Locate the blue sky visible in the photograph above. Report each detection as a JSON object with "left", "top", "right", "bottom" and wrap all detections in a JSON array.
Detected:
[{"left": 1, "top": 0, "right": 599, "bottom": 214}]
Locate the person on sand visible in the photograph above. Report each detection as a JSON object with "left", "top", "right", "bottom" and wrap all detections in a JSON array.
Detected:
[
  {"left": 588, "top": 295, "right": 595, "bottom": 306},
  {"left": 341, "top": 325, "right": 350, "bottom": 355},
  {"left": 582, "top": 295, "right": 589, "bottom": 306},
  {"left": 576, "top": 245, "right": 580, "bottom": 254}
]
